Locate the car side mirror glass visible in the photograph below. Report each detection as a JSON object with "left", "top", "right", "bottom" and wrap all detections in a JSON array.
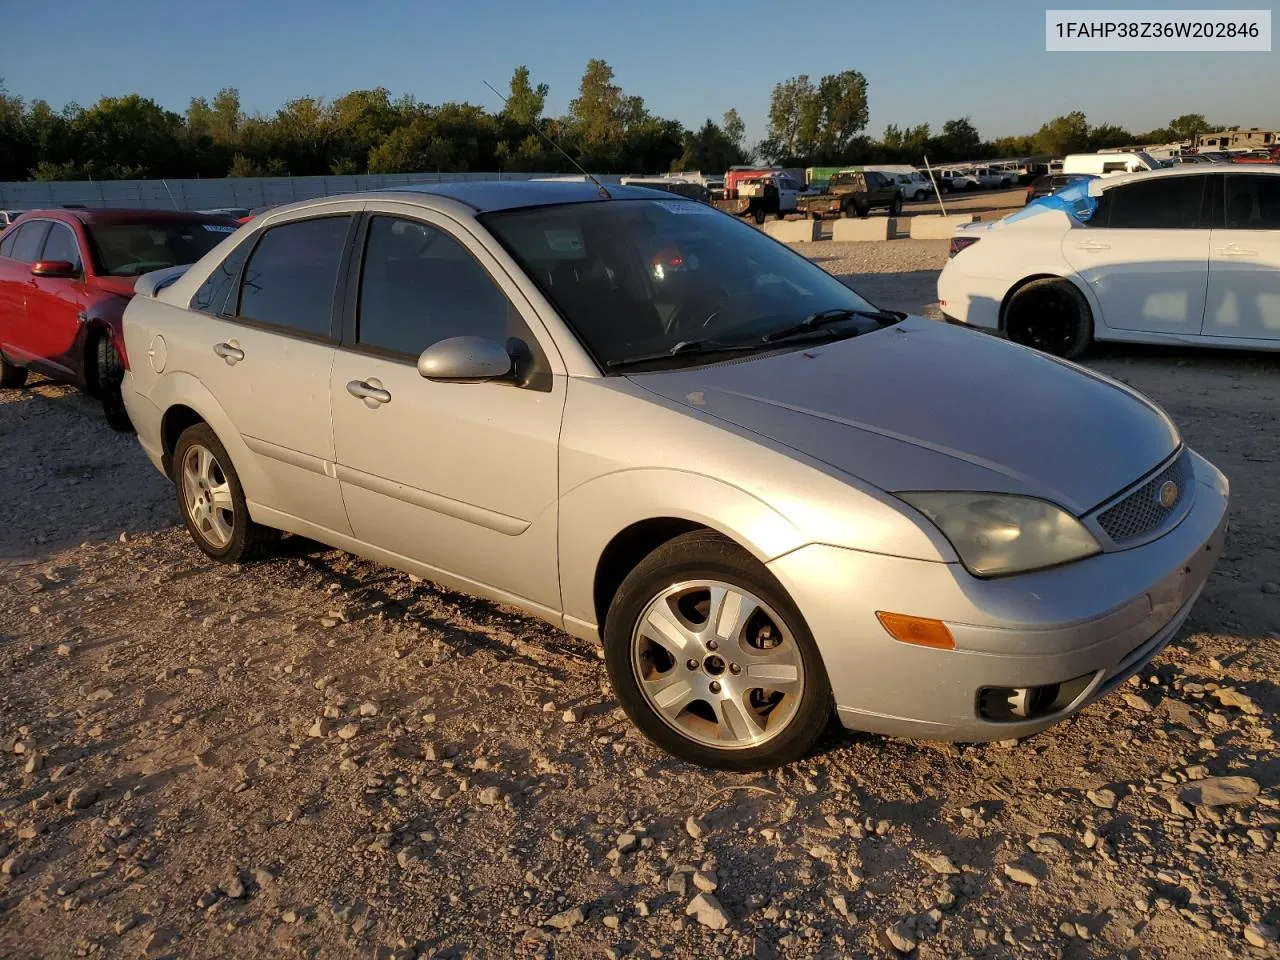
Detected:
[
  {"left": 417, "top": 336, "right": 515, "bottom": 383},
  {"left": 31, "top": 259, "right": 78, "bottom": 279}
]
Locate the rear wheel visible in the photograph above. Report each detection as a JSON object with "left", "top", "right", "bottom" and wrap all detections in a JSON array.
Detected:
[
  {"left": 0, "top": 352, "right": 27, "bottom": 389},
  {"left": 913, "top": 189, "right": 928, "bottom": 201},
  {"left": 173, "top": 423, "right": 280, "bottom": 563},
  {"left": 94, "top": 336, "right": 132, "bottom": 432},
  {"left": 603, "top": 531, "right": 833, "bottom": 771},
  {"left": 889, "top": 196, "right": 903, "bottom": 217},
  {"left": 752, "top": 207, "right": 766, "bottom": 225},
  {"left": 1004, "top": 278, "right": 1093, "bottom": 359}
]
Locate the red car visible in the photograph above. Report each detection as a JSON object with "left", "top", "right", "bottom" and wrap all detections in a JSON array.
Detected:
[{"left": 0, "top": 208, "right": 238, "bottom": 428}]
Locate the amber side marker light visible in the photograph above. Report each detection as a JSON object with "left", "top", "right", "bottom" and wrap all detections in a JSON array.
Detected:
[{"left": 876, "top": 611, "right": 956, "bottom": 650}]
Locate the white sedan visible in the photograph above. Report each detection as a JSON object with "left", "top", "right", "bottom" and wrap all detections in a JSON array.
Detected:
[{"left": 937, "top": 166, "right": 1280, "bottom": 357}]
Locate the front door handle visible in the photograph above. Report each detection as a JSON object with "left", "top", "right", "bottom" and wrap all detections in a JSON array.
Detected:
[
  {"left": 213, "top": 341, "right": 244, "bottom": 364},
  {"left": 346, "top": 379, "right": 391, "bottom": 407},
  {"left": 1075, "top": 240, "right": 1111, "bottom": 251}
]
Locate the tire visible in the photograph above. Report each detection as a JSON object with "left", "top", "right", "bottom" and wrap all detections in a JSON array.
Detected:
[
  {"left": 0, "top": 352, "right": 27, "bottom": 389},
  {"left": 173, "top": 423, "right": 281, "bottom": 564},
  {"left": 603, "top": 530, "right": 833, "bottom": 771},
  {"left": 855, "top": 201, "right": 870, "bottom": 219},
  {"left": 913, "top": 189, "right": 927, "bottom": 201},
  {"left": 94, "top": 336, "right": 132, "bottom": 432},
  {"left": 752, "top": 207, "right": 766, "bottom": 225},
  {"left": 889, "top": 196, "right": 903, "bottom": 217},
  {"left": 1004, "top": 278, "right": 1093, "bottom": 359}
]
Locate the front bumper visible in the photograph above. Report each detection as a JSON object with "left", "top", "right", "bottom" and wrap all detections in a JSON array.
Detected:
[{"left": 767, "top": 449, "right": 1229, "bottom": 741}]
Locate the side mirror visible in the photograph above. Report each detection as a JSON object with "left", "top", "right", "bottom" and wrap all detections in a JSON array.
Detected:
[
  {"left": 417, "top": 336, "right": 514, "bottom": 383},
  {"left": 31, "top": 260, "right": 78, "bottom": 279}
]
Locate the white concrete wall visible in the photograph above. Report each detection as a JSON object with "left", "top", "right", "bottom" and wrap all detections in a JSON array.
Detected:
[
  {"left": 831, "top": 218, "right": 893, "bottom": 242},
  {"left": 907, "top": 215, "right": 975, "bottom": 239},
  {"left": 763, "top": 219, "right": 821, "bottom": 242}
]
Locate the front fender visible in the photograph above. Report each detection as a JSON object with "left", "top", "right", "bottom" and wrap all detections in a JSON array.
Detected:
[{"left": 557, "top": 468, "right": 806, "bottom": 630}]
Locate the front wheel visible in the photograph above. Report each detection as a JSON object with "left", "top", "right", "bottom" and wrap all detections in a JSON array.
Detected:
[
  {"left": 1005, "top": 278, "right": 1093, "bottom": 359},
  {"left": 173, "top": 423, "right": 280, "bottom": 563},
  {"left": 0, "top": 352, "right": 27, "bottom": 389},
  {"left": 95, "top": 337, "right": 132, "bottom": 432},
  {"left": 889, "top": 196, "right": 903, "bottom": 217},
  {"left": 603, "top": 531, "right": 833, "bottom": 771},
  {"left": 913, "top": 189, "right": 928, "bottom": 201}
]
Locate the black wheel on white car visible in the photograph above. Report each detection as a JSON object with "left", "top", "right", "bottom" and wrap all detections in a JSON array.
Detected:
[
  {"left": 173, "top": 423, "right": 280, "bottom": 563},
  {"left": 603, "top": 530, "right": 833, "bottom": 771},
  {"left": 1004, "top": 278, "right": 1093, "bottom": 360},
  {"left": 94, "top": 336, "right": 132, "bottom": 432},
  {"left": 0, "top": 351, "right": 27, "bottom": 389}
]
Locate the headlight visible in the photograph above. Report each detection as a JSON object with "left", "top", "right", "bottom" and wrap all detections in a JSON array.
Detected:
[{"left": 898, "top": 492, "right": 1100, "bottom": 577}]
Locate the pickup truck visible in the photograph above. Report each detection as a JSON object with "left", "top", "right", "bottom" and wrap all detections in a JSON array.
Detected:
[
  {"left": 711, "top": 172, "right": 800, "bottom": 223},
  {"left": 794, "top": 170, "right": 903, "bottom": 220}
]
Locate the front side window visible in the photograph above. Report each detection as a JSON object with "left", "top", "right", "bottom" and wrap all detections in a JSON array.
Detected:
[
  {"left": 1104, "top": 176, "right": 1206, "bottom": 229},
  {"left": 86, "top": 220, "right": 232, "bottom": 277},
  {"left": 41, "top": 224, "right": 83, "bottom": 271},
  {"left": 483, "top": 198, "right": 885, "bottom": 371},
  {"left": 237, "top": 216, "right": 351, "bottom": 338},
  {"left": 1224, "top": 174, "right": 1280, "bottom": 230},
  {"left": 356, "top": 216, "right": 521, "bottom": 357},
  {"left": 11, "top": 221, "right": 52, "bottom": 263}
]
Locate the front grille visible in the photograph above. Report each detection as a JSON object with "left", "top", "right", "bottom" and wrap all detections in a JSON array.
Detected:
[{"left": 1096, "top": 451, "right": 1192, "bottom": 544}]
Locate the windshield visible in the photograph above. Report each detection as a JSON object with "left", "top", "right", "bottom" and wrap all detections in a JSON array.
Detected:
[
  {"left": 483, "top": 199, "right": 882, "bottom": 370},
  {"left": 87, "top": 221, "right": 234, "bottom": 277}
]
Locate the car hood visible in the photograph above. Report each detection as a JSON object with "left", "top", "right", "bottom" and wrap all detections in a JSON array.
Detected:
[{"left": 628, "top": 318, "right": 1179, "bottom": 515}]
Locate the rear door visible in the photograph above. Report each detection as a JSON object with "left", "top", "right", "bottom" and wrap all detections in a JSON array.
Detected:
[
  {"left": 0, "top": 220, "right": 52, "bottom": 366},
  {"left": 1204, "top": 172, "right": 1280, "bottom": 341},
  {"left": 24, "top": 221, "right": 91, "bottom": 379},
  {"left": 174, "top": 210, "right": 359, "bottom": 537},
  {"left": 1062, "top": 174, "right": 1210, "bottom": 337}
]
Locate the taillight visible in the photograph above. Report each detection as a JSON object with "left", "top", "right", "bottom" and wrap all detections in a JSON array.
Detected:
[{"left": 949, "top": 236, "right": 980, "bottom": 258}]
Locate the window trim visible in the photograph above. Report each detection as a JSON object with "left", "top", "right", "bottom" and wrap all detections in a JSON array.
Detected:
[
  {"left": 338, "top": 211, "right": 551, "bottom": 390},
  {"left": 226, "top": 214, "right": 358, "bottom": 345}
]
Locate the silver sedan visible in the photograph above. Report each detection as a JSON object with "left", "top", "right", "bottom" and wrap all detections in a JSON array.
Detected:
[{"left": 120, "top": 181, "right": 1229, "bottom": 770}]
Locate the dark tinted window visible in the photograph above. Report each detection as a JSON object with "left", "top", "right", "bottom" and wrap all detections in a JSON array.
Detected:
[
  {"left": 87, "top": 220, "right": 233, "bottom": 277},
  {"left": 0, "top": 227, "right": 17, "bottom": 258},
  {"left": 11, "top": 221, "right": 52, "bottom": 263},
  {"left": 1106, "top": 176, "right": 1205, "bottom": 229},
  {"left": 237, "top": 217, "right": 351, "bottom": 338},
  {"left": 1224, "top": 174, "right": 1280, "bottom": 229},
  {"left": 192, "top": 240, "right": 253, "bottom": 315},
  {"left": 41, "top": 223, "right": 83, "bottom": 270},
  {"left": 357, "top": 216, "right": 519, "bottom": 356}
]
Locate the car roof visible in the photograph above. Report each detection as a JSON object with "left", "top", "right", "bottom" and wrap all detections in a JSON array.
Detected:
[
  {"left": 1100, "top": 165, "right": 1280, "bottom": 190},
  {"left": 10, "top": 207, "right": 239, "bottom": 226},
  {"left": 375, "top": 180, "right": 676, "bottom": 213}
]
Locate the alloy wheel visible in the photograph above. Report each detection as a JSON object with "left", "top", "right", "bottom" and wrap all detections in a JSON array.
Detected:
[
  {"left": 180, "top": 443, "right": 235, "bottom": 549},
  {"left": 630, "top": 580, "right": 805, "bottom": 749}
]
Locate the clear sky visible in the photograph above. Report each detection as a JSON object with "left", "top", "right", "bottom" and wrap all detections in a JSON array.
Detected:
[{"left": 2, "top": 0, "right": 1276, "bottom": 145}]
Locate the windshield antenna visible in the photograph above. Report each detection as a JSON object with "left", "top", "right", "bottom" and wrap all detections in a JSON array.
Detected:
[{"left": 483, "top": 79, "right": 611, "bottom": 200}]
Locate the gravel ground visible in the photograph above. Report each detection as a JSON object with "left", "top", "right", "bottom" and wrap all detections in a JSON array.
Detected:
[{"left": 1, "top": 245, "right": 1278, "bottom": 960}]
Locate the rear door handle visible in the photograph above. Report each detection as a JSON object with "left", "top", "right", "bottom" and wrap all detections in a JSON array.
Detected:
[
  {"left": 1075, "top": 240, "right": 1111, "bottom": 251},
  {"left": 213, "top": 341, "right": 244, "bottom": 363},
  {"left": 346, "top": 379, "right": 391, "bottom": 406},
  {"left": 1216, "top": 246, "right": 1258, "bottom": 257}
]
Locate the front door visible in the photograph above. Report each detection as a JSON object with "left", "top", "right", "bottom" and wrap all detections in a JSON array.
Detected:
[
  {"left": 0, "top": 220, "right": 51, "bottom": 366},
  {"left": 1062, "top": 174, "right": 1210, "bottom": 336},
  {"left": 1203, "top": 172, "right": 1280, "bottom": 342},
  {"left": 329, "top": 210, "right": 565, "bottom": 616},
  {"left": 24, "top": 221, "right": 91, "bottom": 379}
]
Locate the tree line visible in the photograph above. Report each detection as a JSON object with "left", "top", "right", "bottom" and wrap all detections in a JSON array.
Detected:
[{"left": 0, "top": 60, "right": 1231, "bottom": 183}]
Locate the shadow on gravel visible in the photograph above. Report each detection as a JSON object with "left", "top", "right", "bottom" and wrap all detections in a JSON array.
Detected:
[{"left": 829, "top": 269, "right": 942, "bottom": 317}]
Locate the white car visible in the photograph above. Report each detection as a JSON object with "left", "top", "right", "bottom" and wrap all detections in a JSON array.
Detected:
[
  {"left": 936, "top": 170, "right": 978, "bottom": 193},
  {"left": 937, "top": 166, "right": 1280, "bottom": 357}
]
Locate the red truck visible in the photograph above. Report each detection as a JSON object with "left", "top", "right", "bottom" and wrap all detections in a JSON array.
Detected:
[{"left": 711, "top": 168, "right": 801, "bottom": 223}]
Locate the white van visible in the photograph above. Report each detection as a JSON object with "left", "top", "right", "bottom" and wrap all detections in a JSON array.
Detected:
[{"left": 1062, "top": 152, "right": 1158, "bottom": 177}]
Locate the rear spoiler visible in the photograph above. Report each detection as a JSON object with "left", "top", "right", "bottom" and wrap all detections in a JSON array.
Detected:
[{"left": 134, "top": 265, "right": 190, "bottom": 299}]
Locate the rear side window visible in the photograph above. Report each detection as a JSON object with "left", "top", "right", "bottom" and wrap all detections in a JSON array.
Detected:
[
  {"left": 356, "top": 216, "right": 520, "bottom": 357},
  {"left": 236, "top": 216, "right": 351, "bottom": 338},
  {"left": 191, "top": 240, "right": 253, "bottom": 315},
  {"left": 41, "top": 223, "right": 83, "bottom": 271},
  {"left": 10, "top": 221, "right": 52, "bottom": 263},
  {"left": 1105, "top": 176, "right": 1206, "bottom": 229},
  {"left": 1224, "top": 174, "right": 1280, "bottom": 229},
  {"left": 0, "top": 228, "right": 17, "bottom": 258}
]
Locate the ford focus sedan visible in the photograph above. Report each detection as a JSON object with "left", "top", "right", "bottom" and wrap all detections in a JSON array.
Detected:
[{"left": 120, "top": 182, "right": 1228, "bottom": 770}]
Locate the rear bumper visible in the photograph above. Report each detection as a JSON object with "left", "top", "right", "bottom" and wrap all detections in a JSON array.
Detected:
[
  {"left": 935, "top": 264, "right": 1004, "bottom": 331},
  {"left": 767, "top": 450, "right": 1229, "bottom": 741},
  {"left": 121, "top": 373, "right": 166, "bottom": 476}
]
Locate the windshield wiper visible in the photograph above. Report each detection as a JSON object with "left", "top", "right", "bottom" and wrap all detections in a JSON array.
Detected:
[
  {"left": 605, "top": 338, "right": 764, "bottom": 370},
  {"left": 762, "top": 307, "right": 903, "bottom": 343}
]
